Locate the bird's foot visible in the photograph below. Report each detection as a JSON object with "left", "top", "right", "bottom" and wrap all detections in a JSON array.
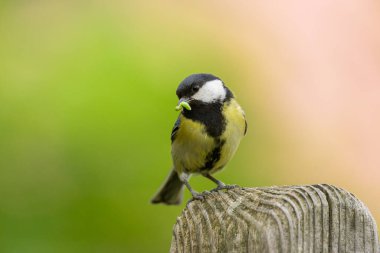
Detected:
[
  {"left": 186, "top": 190, "right": 214, "bottom": 205},
  {"left": 211, "top": 184, "right": 238, "bottom": 192},
  {"left": 186, "top": 192, "right": 204, "bottom": 205},
  {"left": 189, "top": 192, "right": 205, "bottom": 201},
  {"left": 200, "top": 190, "right": 213, "bottom": 198},
  {"left": 192, "top": 193, "right": 205, "bottom": 201}
]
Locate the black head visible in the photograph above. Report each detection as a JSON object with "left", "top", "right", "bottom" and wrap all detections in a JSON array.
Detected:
[{"left": 176, "top": 73, "right": 233, "bottom": 104}]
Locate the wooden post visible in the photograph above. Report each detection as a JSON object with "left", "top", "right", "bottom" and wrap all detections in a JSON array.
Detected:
[{"left": 170, "top": 184, "right": 379, "bottom": 253}]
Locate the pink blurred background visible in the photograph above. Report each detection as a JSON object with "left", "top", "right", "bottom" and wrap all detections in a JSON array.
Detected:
[{"left": 203, "top": 0, "right": 380, "bottom": 223}]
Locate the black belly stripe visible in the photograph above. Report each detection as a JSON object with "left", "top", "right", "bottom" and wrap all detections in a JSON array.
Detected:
[
  {"left": 200, "top": 139, "right": 225, "bottom": 171},
  {"left": 182, "top": 101, "right": 227, "bottom": 138}
]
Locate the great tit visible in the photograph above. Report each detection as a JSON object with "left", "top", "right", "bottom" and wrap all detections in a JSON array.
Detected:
[{"left": 151, "top": 73, "right": 247, "bottom": 205}]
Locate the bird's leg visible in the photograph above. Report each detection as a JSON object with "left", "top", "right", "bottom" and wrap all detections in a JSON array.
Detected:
[
  {"left": 204, "top": 173, "right": 237, "bottom": 191},
  {"left": 179, "top": 174, "right": 204, "bottom": 201},
  {"left": 204, "top": 173, "right": 225, "bottom": 187}
]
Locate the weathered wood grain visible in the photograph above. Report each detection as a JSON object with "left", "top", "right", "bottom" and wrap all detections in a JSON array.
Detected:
[{"left": 170, "top": 184, "right": 379, "bottom": 253}]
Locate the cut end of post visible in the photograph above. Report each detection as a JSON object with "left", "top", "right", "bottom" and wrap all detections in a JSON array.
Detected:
[{"left": 170, "top": 184, "right": 379, "bottom": 253}]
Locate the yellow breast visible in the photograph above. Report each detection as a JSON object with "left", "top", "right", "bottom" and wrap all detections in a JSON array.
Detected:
[
  {"left": 171, "top": 116, "right": 215, "bottom": 173},
  {"left": 171, "top": 99, "right": 246, "bottom": 175},
  {"left": 211, "top": 99, "right": 246, "bottom": 173}
]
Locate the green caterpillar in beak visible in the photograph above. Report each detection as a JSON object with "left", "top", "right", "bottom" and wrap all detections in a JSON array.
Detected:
[{"left": 175, "top": 101, "right": 191, "bottom": 111}]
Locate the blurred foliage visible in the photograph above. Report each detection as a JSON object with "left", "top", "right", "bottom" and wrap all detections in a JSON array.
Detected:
[{"left": 0, "top": 2, "right": 273, "bottom": 252}]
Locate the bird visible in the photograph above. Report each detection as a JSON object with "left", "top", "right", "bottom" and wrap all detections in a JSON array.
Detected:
[{"left": 151, "top": 73, "right": 247, "bottom": 205}]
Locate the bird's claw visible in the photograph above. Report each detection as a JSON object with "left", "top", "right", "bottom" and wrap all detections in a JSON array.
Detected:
[
  {"left": 192, "top": 192, "right": 205, "bottom": 201},
  {"left": 211, "top": 184, "right": 238, "bottom": 192},
  {"left": 202, "top": 190, "right": 211, "bottom": 195},
  {"left": 186, "top": 193, "right": 205, "bottom": 205},
  {"left": 187, "top": 190, "right": 214, "bottom": 205}
]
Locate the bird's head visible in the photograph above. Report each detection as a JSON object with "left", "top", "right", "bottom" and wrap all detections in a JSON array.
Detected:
[{"left": 175, "top": 73, "right": 233, "bottom": 111}]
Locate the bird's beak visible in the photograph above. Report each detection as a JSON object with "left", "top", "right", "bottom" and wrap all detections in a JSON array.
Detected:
[{"left": 175, "top": 97, "right": 192, "bottom": 111}]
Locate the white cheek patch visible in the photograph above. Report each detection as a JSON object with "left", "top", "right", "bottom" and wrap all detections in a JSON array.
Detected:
[{"left": 192, "top": 79, "right": 226, "bottom": 103}]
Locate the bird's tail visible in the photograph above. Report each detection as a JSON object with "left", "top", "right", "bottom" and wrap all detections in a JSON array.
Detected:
[{"left": 151, "top": 169, "right": 184, "bottom": 205}]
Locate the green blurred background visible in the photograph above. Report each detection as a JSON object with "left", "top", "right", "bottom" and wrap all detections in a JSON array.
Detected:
[{"left": 1, "top": 1, "right": 379, "bottom": 252}]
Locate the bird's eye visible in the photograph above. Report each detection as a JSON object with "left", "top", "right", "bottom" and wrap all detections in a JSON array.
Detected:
[{"left": 192, "top": 86, "right": 199, "bottom": 92}]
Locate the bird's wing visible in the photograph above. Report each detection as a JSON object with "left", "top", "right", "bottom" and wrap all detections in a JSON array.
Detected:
[
  {"left": 240, "top": 107, "right": 247, "bottom": 136},
  {"left": 244, "top": 117, "right": 248, "bottom": 136},
  {"left": 171, "top": 116, "right": 181, "bottom": 143}
]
